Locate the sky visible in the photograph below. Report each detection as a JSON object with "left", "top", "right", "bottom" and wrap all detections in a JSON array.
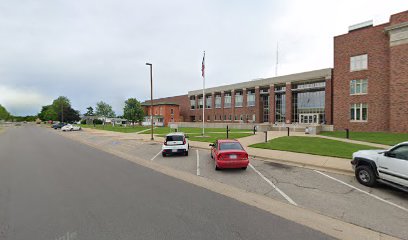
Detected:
[{"left": 0, "top": 0, "right": 406, "bottom": 116}]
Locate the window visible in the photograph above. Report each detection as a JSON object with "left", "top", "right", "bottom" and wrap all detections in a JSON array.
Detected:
[
  {"left": 206, "top": 95, "right": 212, "bottom": 109},
  {"left": 215, "top": 95, "right": 221, "bottom": 108},
  {"left": 350, "top": 79, "right": 368, "bottom": 95},
  {"left": 389, "top": 145, "right": 408, "bottom": 160},
  {"left": 198, "top": 96, "right": 203, "bottom": 109},
  {"left": 247, "top": 90, "right": 255, "bottom": 106},
  {"left": 234, "top": 115, "right": 238, "bottom": 120},
  {"left": 229, "top": 115, "right": 232, "bottom": 121},
  {"left": 224, "top": 93, "right": 231, "bottom": 108},
  {"left": 350, "top": 54, "right": 368, "bottom": 71},
  {"left": 235, "top": 92, "right": 243, "bottom": 107},
  {"left": 170, "top": 108, "right": 174, "bottom": 115},
  {"left": 252, "top": 114, "right": 256, "bottom": 122},
  {"left": 224, "top": 115, "right": 226, "bottom": 120},
  {"left": 190, "top": 97, "right": 196, "bottom": 109},
  {"left": 350, "top": 103, "right": 368, "bottom": 121}
]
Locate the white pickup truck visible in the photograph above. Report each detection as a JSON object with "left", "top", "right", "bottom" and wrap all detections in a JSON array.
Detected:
[{"left": 351, "top": 142, "right": 408, "bottom": 192}]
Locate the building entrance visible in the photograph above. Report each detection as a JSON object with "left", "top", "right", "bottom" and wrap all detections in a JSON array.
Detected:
[
  {"left": 299, "top": 114, "right": 319, "bottom": 124},
  {"left": 262, "top": 95, "right": 269, "bottom": 123}
]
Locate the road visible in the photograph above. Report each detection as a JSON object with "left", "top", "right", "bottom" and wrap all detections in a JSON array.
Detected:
[{"left": 0, "top": 126, "right": 332, "bottom": 240}]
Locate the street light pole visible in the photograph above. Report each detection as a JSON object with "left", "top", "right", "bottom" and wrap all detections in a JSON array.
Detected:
[{"left": 146, "top": 63, "right": 154, "bottom": 140}]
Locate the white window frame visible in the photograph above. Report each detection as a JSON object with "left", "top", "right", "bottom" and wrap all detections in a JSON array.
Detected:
[
  {"left": 198, "top": 97, "right": 203, "bottom": 109},
  {"left": 206, "top": 96, "right": 212, "bottom": 109},
  {"left": 350, "top": 54, "right": 368, "bottom": 72},
  {"left": 247, "top": 91, "right": 255, "bottom": 107},
  {"left": 215, "top": 95, "right": 221, "bottom": 108},
  {"left": 190, "top": 98, "right": 196, "bottom": 110},
  {"left": 350, "top": 103, "right": 368, "bottom": 122},
  {"left": 350, "top": 79, "right": 368, "bottom": 95},
  {"left": 224, "top": 94, "right": 231, "bottom": 108},
  {"left": 235, "top": 92, "right": 243, "bottom": 107}
]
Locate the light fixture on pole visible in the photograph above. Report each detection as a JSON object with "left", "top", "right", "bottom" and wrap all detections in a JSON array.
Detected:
[{"left": 146, "top": 63, "right": 154, "bottom": 140}]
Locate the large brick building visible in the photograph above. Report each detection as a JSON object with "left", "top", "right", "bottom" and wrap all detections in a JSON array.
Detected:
[
  {"left": 144, "top": 10, "right": 408, "bottom": 132},
  {"left": 333, "top": 10, "right": 408, "bottom": 132}
]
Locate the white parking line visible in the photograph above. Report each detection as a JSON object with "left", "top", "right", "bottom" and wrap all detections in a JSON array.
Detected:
[
  {"left": 150, "top": 150, "right": 162, "bottom": 161},
  {"left": 314, "top": 170, "right": 408, "bottom": 213},
  {"left": 249, "top": 164, "right": 297, "bottom": 206},
  {"left": 196, "top": 150, "right": 200, "bottom": 176}
]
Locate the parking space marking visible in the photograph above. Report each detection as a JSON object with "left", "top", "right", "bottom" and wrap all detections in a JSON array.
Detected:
[
  {"left": 314, "top": 170, "right": 408, "bottom": 213},
  {"left": 196, "top": 150, "right": 200, "bottom": 176},
  {"left": 150, "top": 150, "right": 162, "bottom": 161},
  {"left": 249, "top": 164, "right": 297, "bottom": 206}
]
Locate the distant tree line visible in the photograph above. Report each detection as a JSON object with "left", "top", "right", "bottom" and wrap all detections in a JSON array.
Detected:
[{"left": 38, "top": 96, "right": 80, "bottom": 123}]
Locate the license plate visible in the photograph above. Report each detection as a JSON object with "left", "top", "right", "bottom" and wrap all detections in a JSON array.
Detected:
[
  {"left": 172, "top": 149, "right": 178, "bottom": 153},
  {"left": 229, "top": 154, "right": 237, "bottom": 159}
]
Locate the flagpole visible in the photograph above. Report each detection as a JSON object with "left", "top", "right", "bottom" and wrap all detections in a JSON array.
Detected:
[{"left": 202, "top": 51, "right": 205, "bottom": 136}]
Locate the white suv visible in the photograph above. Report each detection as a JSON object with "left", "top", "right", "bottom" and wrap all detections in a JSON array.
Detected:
[
  {"left": 351, "top": 142, "right": 408, "bottom": 192},
  {"left": 162, "top": 132, "right": 189, "bottom": 157}
]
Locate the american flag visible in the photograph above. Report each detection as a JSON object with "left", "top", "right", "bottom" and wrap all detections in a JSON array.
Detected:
[{"left": 201, "top": 51, "right": 205, "bottom": 78}]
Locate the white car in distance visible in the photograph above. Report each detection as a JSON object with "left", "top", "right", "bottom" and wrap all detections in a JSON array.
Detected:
[
  {"left": 61, "top": 124, "right": 82, "bottom": 132},
  {"left": 162, "top": 132, "right": 189, "bottom": 157}
]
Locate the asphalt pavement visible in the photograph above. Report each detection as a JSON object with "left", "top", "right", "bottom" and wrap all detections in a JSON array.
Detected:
[{"left": 0, "top": 126, "right": 332, "bottom": 240}]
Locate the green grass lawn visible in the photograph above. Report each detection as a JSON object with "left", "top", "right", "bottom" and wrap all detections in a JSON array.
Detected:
[
  {"left": 80, "top": 124, "right": 149, "bottom": 133},
  {"left": 320, "top": 131, "right": 408, "bottom": 146},
  {"left": 250, "top": 136, "right": 381, "bottom": 159},
  {"left": 140, "top": 127, "right": 251, "bottom": 135},
  {"left": 158, "top": 132, "right": 252, "bottom": 143}
]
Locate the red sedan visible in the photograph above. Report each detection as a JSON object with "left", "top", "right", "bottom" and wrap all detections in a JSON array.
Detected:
[{"left": 210, "top": 139, "right": 249, "bottom": 170}]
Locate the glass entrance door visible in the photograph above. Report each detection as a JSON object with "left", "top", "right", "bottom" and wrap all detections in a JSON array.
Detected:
[{"left": 299, "top": 114, "right": 319, "bottom": 124}]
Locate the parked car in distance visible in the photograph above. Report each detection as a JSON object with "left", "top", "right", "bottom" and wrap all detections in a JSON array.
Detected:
[
  {"left": 162, "top": 132, "right": 189, "bottom": 157},
  {"left": 61, "top": 124, "right": 82, "bottom": 131},
  {"left": 210, "top": 139, "right": 249, "bottom": 170},
  {"left": 351, "top": 142, "right": 408, "bottom": 192},
  {"left": 52, "top": 122, "right": 67, "bottom": 129}
]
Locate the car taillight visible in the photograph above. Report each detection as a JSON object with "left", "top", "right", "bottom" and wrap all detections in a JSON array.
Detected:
[
  {"left": 183, "top": 138, "right": 186, "bottom": 145},
  {"left": 218, "top": 154, "right": 223, "bottom": 160},
  {"left": 243, "top": 154, "right": 248, "bottom": 160},
  {"left": 164, "top": 141, "right": 167, "bottom": 145}
]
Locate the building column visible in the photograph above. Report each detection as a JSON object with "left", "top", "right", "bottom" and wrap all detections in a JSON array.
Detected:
[
  {"left": 221, "top": 91, "right": 225, "bottom": 122},
  {"left": 324, "top": 76, "right": 333, "bottom": 125},
  {"left": 231, "top": 89, "right": 235, "bottom": 122},
  {"left": 269, "top": 84, "right": 275, "bottom": 123},
  {"left": 195, "top": 94, "right": 199, "bottom": 122},
  {"left": 255, "top": 86, "right": 261, "bottom": 123},
  {"left": 242, "top": 88, "right": 247, "bottom": 109},
  {"left": 285, "top": 83, "right": 292, "bottom": 124},
  {"left": 211, "top": 92, "right": 215, "bottom": 122}
]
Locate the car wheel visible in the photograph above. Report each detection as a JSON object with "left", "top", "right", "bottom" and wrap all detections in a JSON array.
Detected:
[
  {"left": 210, "top": 152, "right": 213, "bottom": 159},
  {"left": 184, "top": 151, "right": 188, "bottom": 156},
  {"left": 70, "top": 129, "right": 73, "bottom": 131},
  {"left": 162, "top": 153, "right": 166, "bottom": 157},
  {"left": 241, "top": 167, "right": 247, "bottom": 170},
  {"left": 356, "top": 165, "right": 376, "bottom": 187},
  {"left": 215, "top": 165, "right": 220, "bottom": 171}
]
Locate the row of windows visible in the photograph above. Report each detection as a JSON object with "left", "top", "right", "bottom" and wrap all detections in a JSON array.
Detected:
[
  {"left": 190, "top": 92, "right": 256, "bottom": 109},
  {"left": 197, "top": 114, "right": 256, "bottom": 122}
]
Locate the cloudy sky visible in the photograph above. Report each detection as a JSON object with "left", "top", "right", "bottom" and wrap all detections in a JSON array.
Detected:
[{"left": 0, "top": 0, "right": 405, "bottom": 116}]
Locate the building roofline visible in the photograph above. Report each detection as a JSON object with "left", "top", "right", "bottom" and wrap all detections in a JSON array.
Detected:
[
  {"left": 188, "top": 68, "right": 332, "bottom": 96},
  {"left": 141, "top": 102, "right": 179, "bottom": 106}
]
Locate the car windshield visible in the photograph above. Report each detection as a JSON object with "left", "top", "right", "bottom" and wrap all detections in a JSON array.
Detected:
[
  {"left": 219, "top": 142, "right": 243, "bottom": 151},
  {"left": 166, "top": 135, "right": 184, "bottom": 142}
]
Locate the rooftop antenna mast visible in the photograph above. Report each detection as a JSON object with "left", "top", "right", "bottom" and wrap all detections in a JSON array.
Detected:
[{"left": 275, "top": 42, "right": 279, "bottom": 77}]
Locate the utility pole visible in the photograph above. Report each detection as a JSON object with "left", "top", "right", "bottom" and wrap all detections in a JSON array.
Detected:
[{"left": 146, "top": 63, "right": 154, "bottom": 140}]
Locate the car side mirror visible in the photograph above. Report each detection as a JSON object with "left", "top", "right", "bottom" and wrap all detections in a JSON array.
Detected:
[
  {"left": 384, "top": 151, "right": 396, "bottom": 158},
  {"left": 209, "top": 144, "right": 215, "bottom": 147}
]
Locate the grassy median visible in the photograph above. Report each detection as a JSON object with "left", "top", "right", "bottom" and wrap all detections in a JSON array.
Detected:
[
  {"left": 250, "top": 136, "right": 381, "bottom": 159},
  {"left": 320, "top": 131, "right": 408, "bottom": 146}
]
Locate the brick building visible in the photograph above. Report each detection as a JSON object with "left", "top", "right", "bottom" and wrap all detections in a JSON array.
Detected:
[
  {"left": 141, "top": 102, "right": 181, "bottom": 126},
  {"left": 333, "top": 10, "right": 408, "bottom": 132},
  {"left": 144, "top": 10, "right": 408, "bottom": 132}
]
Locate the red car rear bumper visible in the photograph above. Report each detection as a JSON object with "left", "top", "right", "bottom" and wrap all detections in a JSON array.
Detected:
[{"left": 216, "top": 160, "right": 249, "bottom": 169}]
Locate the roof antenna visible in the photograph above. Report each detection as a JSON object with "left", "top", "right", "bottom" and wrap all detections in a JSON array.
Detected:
[{"left": 275, "top": 42, "right": 279, "bottom": 77}]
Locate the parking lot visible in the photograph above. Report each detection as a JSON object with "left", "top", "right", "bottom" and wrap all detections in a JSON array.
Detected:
[{"left": 59, "top": 129, "right": 408, "bottom": 239}]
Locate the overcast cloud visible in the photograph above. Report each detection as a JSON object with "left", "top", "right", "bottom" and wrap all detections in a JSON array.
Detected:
[{"left": 0, "top": 0, "right": 405, "bottom": 115}]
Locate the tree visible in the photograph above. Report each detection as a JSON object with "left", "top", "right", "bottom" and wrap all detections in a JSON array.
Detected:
[
  {"left": 85, "top": 106, "right": 94, "bottom": 116},
  {"left": 38, "top": 105, "right": 57, "bottom": 121},
  {"left": 51, "top": 96, "right": 71, "bottom": 122},
  {"left": 0, "top": 104, "right": 11, "bottom": 120},
  {"left": 123, "top": 98, "right": 144, "bottom": 125},
  {"left": 95, "top": 101, "right": 115, "bottom": 125}
]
